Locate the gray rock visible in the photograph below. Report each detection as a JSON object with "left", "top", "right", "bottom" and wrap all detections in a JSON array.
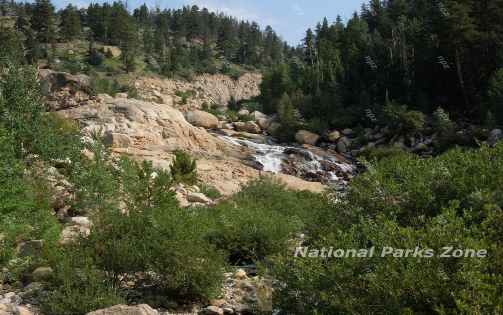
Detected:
[
  {"left": 336, "top": 137, "right": 351, "bottom": 154},
  {"left": 488, "top": 129, "right": 502, "bottom": 146}
]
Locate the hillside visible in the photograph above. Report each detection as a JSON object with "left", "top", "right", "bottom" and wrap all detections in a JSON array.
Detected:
[{"left": 1, "top": 1, "right": 503, "bottom": 315}]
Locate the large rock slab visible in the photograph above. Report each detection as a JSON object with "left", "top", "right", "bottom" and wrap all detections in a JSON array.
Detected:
[{"left": 186, "top": 110, "right": 219, "bottom": 129}]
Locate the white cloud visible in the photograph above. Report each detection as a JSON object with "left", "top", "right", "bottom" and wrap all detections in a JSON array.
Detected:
[{"left": 292, "top": 3, "right": 304, "bottom": 16}]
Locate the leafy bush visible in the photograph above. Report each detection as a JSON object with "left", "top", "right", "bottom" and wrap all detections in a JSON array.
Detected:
[
  {"left": 82, "top": 158, "right": 224, "bottom": 303},
  {"left": 199, "top": 183, "right": 222, "bottom": 199},
  {"left": 205, "top": 177, "right": 328, "bottom": 264},
  {"left": 0, "top": 127, "right": 61, "bottom": 280},
  {"left": 170, "top": 150, "right": 197, "bottom": 185},
  {"left": 432, "top": 107, "right": 456, "bottom": 134},
  {"left": 88, "top": 49, "right": 105, "bottom": 66},
  {"left": 0, "top": 65, "right": 78, "bottom": 269},
  {"left": 201, "top": 102, "right": 222, "bottom": 117},
  {"left": 383, "top": 102, "right": 425, "bottom": 135},
  {"left": 269, "top": 145, "right": 503, "bottom": 314},
  {"left": 89, "top": 76, "right": 122, "bottom": 96},
  {"left": 41, "top": 247, "right": 125, "bottom": 315},
  {"left": 175, "top": 90, "right": 196, "bottom": 105},
  {"left": 487, "top": 68, "right": 503, "bottom": 125},
  {"left": 431, "top": 107, "right": 459, "bottom": 152}
]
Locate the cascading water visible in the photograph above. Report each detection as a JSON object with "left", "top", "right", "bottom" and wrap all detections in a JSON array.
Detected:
[
  {"left": 219, "top": 135, "right": 287, "bottom": 172},
  {"left": 218, "top": 134, "right": 356, "bottom": 185}
]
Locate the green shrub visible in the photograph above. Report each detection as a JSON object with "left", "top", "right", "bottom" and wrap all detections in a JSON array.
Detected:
[
  {"left": 269, "top": 145, "right": 503, "bottom": 314},
  {"left": 432, "top": 107, "right": 459, "bottom": 153},
  {"left": 201, "top": 102, "right": 222, "bottom": 117},
  {"left": 83, "top": 158, "right": 224, "bottom": 303},
  {"left": 0, "top": 128, "right": 60, "bottom": 275},
  {"left": 41, "top": 247, "right": 125, "bottom": 315},
  {"left": 88, "top": 49, "right": 105, "bottom": 66},
  {"left": 170, "top": 150, "right": 197, "bottom": 185},
  {"left": 205, "top": 177, "right": 328, "bottom": 264},
  {"left": 487, "top": 68, "right": 503, "bottom": 125},
  {"left": 199, "top": 183, "right": 222, "bottom": 199},
  {"left": 89, "top": 76, "right": 122, "bottom": 96},
  {"left": 383, "top": 102, "right": 426, "bottom": 135}
]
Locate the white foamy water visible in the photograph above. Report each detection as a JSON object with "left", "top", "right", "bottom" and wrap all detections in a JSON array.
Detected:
[
  {"left": 218, "top": 135, "right": 356, "bottom": 182},
  {"left": 219, "top": 135, "right": 286, "bottom": 172}
]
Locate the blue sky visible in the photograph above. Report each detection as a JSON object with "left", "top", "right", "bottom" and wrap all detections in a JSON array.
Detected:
[{"left": 52, "top": 0, "right": 366, "bottom": 45}]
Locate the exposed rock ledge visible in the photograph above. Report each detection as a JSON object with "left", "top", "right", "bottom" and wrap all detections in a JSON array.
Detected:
[
  {"left": 135, "top": 72, "right": 262, "bottom": 111},
  {"left": 57, "top": 94, "right": 324, "bottom": 195}
]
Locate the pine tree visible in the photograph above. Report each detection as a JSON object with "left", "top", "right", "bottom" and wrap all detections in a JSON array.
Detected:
[
  {"left": 60, "top": 4, "right": 81, "bottom": 41},
  {"left": 31, "top": 0, "right": 56, "bottom": 44}
]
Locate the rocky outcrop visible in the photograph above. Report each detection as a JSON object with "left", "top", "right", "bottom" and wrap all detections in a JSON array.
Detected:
[
  {"left": 135, "top": 73, "right": 262, "bottom": 110},
  {"left": 38, "top": 69, "right": 93, "bottom": 111},
  {"left": 57, "top": 94, "right": 326, "bottom": 195}
]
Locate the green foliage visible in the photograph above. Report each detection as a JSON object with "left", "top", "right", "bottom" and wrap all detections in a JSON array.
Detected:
[
  {"left": 170, "top": 150, "right": 197, "bottom": 185},
  {"left": 274, "top": 93, "right": 299, "bottom": 141},
  {"left": 270, "top": 145, "right": 503, "bottom": 314},
  {"left": 432, "top": 107, "right": 458, "bottom": 152},
  {"left": 205, "top": 177, "right": 327, "bottom": 264},
  {"left": 432, "top": 107, "right": 456, "bottom": 134},
  {"left": 201, "top": 102, "right": 222, "bottom": 117},
  {"left": 41, "top": 248, "right": 125, "bottom": 315},
  {"left": 199, "top": 183, "right": 222, "bottom": 200},
  {"left": 0, "top": 131, "right": 60, "bottom": 270},
  {"left": 175, "top": 90, "right": 195, "bottom": 105},
  {"left": 88, "top": 48, "right": 105, "bottom": 66},
  {"left": 383, "top": 102, "right": 426, "bottom": 135},
  {"left": 0, "top": 26, "right": 24, "bottom": 66},
  {"left": 487, "top": 68, "right": 503, "bottom": 125},
  {"left": 89, "top": 76, "right": 126, "bottom": 97},
  {"left": 260, "top": 64, "right": 293, "bottom": 114},
  {"left": 79, "top": 157, "right": 224, "bottom": 302},
  {"left": 357, "top": 145, "right": 408, "bottom": 162},
  {"left": 0, "top": 64, "right": 80, "bottom": 276},
  {"left": 59, "top": 4, "right": 81, "bottom": 41}
]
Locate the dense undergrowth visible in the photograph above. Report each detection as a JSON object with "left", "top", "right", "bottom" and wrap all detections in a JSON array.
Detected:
[{"left": 1, "top": 64, "right": 502, "bottom": 315}]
